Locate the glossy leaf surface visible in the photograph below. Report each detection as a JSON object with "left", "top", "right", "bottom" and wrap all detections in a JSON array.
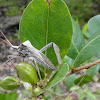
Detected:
[
  {"left": 67, "top": 19, "right": 85, "bottom": 59},
  {"left": 19, "top": 0, "right": 73, "bottom": 66},
  {"left": 46, "top": 63, "right": 69, "bottom": 89},
  {"left": 73, "top": 32, "right": 100, "bottom": 67},
  {"left": 88, "top": 15, "right": 100, "bottom": 34}
]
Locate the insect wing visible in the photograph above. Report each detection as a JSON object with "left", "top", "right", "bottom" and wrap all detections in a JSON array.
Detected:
[{"left": 22, "top": 40, "right": 56, "bottom": 70}]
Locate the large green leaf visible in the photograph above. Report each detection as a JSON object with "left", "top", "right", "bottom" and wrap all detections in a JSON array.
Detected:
[
  {"left": 67, "top": 18, "right": 85, "bottom": 59},
  {"left": 88, "top": 15, "right": 100, "bottom": 34},
  {"left": 73, "top": 32, "right": 100, "bottom": 67},
  {"left": 45, "top": 63, "right": 69, "bottom": 89},
  {"left": 19, "top": 0, "right": 73, "bottom": 66}
]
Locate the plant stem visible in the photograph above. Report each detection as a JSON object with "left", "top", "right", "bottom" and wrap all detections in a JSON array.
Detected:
[{"left": 66, "top": 59, "right": 100, "bottom": 76}]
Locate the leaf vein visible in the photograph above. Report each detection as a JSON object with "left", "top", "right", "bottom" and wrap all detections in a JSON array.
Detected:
[
  {"left": 73, "top": 34, "right": 100, "bottom": 66},
  {"left": 72, "top": 41, "right": 79, "bottom": 54}
]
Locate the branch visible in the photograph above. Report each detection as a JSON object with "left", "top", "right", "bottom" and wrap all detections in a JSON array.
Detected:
[{"left": 66, "top": 59, "right": 100, "bottom": 76}]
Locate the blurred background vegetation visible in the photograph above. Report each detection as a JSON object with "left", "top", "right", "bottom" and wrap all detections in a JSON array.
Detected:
[{"left": 65, "top": 0, "right": 100, "bottom": 25}]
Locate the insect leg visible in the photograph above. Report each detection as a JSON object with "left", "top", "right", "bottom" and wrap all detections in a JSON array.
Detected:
[
  {"left": 5, "top": 55, "right": 20, "bottom": 69},
  {"left": 28, "top": 57, "right": 46, "bottom": 88},
  {"left": 34, "top": 61, "right": 42, "bottom": 81},
  {"left": 40, "top": 42, "right": 62, "bottom": 65},
  {"left": 28, "top": 57, "right": 42, "bottom": 80},
  {"left": 8, "top": 55, "right": 20, "bottom": 59}
]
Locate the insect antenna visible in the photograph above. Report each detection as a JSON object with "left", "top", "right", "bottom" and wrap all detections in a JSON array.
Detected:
[
  {"left": 0, "top": 38, "right": 9, "bottom": 44},
  {"left": 0, "top": 30, "right": 19, "bottom": 49}
]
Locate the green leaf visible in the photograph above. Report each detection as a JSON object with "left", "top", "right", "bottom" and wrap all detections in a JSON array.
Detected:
[
  {"left": 86, "top": 65, "right": 100, "bottom": 77},
  {"left": 0, "top": 94, "right": 6, "bottom": 100},
  {"left": 67, "top": 18, "right": 85, "bottom": 59},
  {"left": 74, "top": 75, "right": 93, "bottom": 87},
  {"left": 88, "top": 15, "right": 100, "bottom": 34},
  {"left": 73, "top": 32, "right": 100, "bottom": 67},
  {"left": 83, "top": 32, "right": 91, "bottom": 39},
  {"left": 6, "top": 92, "right": 17, "bottom": 100},
  {"left": 0, "top": 92, "right": 17, "bottom": 100},
  {"left": 19, "top": 0, "right": 73, "bottom": 66},
  {"left": 62, "top": 55, "right": 68, "bottom": 64},
  {"left": 82, "top": 23, "right": 91, "bottom": 39},
  {"left": 62, "top": 55, "right": 74, "bottom": 70},
  {"left": 82, "top": 23, "right": 88, "bottom": 34},
  {"left": 45, "top": 63, "right": 69, "bottom": 89},
  {"left": 86, "top": 54, "right": 100, "bottom": 77},
  {"left": 66, "top": 74, "right": 76, "bottom": 90}
]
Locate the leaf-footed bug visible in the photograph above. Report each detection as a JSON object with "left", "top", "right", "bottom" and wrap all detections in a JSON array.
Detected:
[{"left": 0, "top": 30, "right": 62, "bottom": 83}]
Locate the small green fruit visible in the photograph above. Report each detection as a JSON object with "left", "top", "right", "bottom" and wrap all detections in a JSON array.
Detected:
[
  {"left": 16, "top": 62, "right": 38, "bottom": 85},
  {"left": 34, "top": 87, "right": 41, "bottom": 95},
  {"left": 0, "top": 76, "right": 20, "bottom": 90}
]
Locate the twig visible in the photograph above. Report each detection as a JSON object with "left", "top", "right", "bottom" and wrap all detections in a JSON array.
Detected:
[{"left": 66, "top": 59, "right": 100, "bottom": 76}]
